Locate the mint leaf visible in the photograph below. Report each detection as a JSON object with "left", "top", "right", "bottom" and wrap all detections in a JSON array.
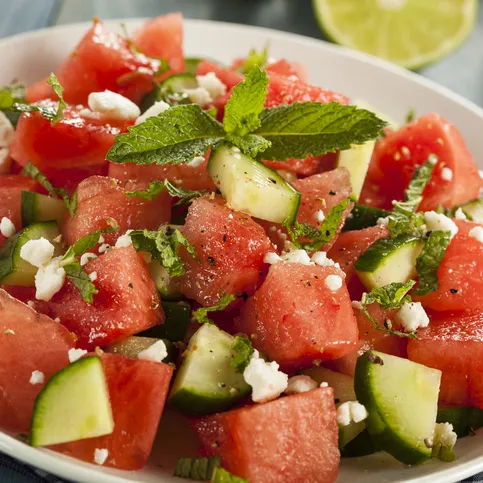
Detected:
[
  {"left": 226, "top": 134, "right": 271, "bottom": 158},
  {"left": 238, "top": 46, "right": 268, "bottom": 74},
  {"left": 405, "top": 108, "right": 416, "bottom": 124},
  {"left": 107, "top": 104, "right": 225, "bottom": 165},
  {"left": 22, "top": 161, "right": 78, "bottom": 218},
  {"left": 192, "top": 292, "right": 236, "bottom": 324},
  {"left": 414, "top": 230, "right": 451, "bottom": 296},
  {"left": 223, "top": 66, "right": 268, "bottom": 137},
  {"left": 360, "top": 280, "right": 418, "bottom": 339},
  {"left": 401, "top": 157, "right": 436, "bottom": 212},
  {"left": 0, "top": 82, "right": 25, "bottom": 125},
  {"left": 130, "top": 225, "right": 197, "bottom": 277},
  {"left": 211, "top": 467, "right": 248, "bottom": 483},
  {"left": 231, "top": 335, "right": 254, "bottom": 373},
  {"left": 47, "top": 73, "right": 66, "bottom": 123},
  {"left": 126, "top": 178, "right": 205, "bottom": 205},
  {"left": 174, "top": 456, "right": 221, "bottom": 480},
  {"left": 254, "top": 102, "right": 386, "bottom": 161},
  {"left": 285, "top": 198, "right": 350, "bottom": 252}
]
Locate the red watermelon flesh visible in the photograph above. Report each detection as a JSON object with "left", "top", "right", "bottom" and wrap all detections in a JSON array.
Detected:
[
  {"left": 265, "top": 59, "right": 309, "bottom": 82},
  {"left": 179, "top": 196, "right": 273, "bottom": 307},
  {"left": 53, "top": 353, "right": 173, "bottom": 470},
  {"left": 235, "top": 262, "right": 358, "bottom": 371},
  {"left": 133, "top": 13, "right": 184, "bottom": 74},
  {"left": 408, "top": 311, "right": 483, "bottom": 408},
  {"left": 0, "top": 289, "right": 75, "bottom": 433},
  {"left": 262, "top": 152, "right": 337, "bottom": 177},
  {"left": 10, "top": 104, "right": 130, "bottom": 190},
  {"left": 0, "top": 175, "right": 40, "bottom": 249},
  {"left": 195, "top": 60, "right": 243, "bottom": 90},
  {"left": 62, "top": 176, "right": 171, "bottom": 247},
  {"left": 26, "top": 20, "right": 158, "bottom": 106},
  {"left": 108, "top": 154, "right": 215, "bottom": 192},
  {"left": 45, "top": 246, "right": 163, "bottom": 350},
  {"left": 414, "top": 220, "right": 483, "bottom": 312},
  {"left": 325, "top": 303, "right": 407, "bottom": 377},
  {"left": 192, "top": 387, "right": 339, "bottom": 483},
  {"left": 360, "top": 114, "right": 482, "bottom": 211},
  {"left": 328, "top": 225, "right": 389, "bottom": 279}
]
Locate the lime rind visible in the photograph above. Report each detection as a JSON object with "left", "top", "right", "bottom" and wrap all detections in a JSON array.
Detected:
[{"left": 313, "top": 0, "right": 478, "bottom": 70}]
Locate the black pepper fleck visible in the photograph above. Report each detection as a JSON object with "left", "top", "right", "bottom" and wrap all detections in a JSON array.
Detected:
[
  {"left": 128, "top": 283, "right": 134, "bottom": 289},
  {"left": 207, "top": 256, "right": 216, "bottom": 267},
  {"left": 368, "top": 353, "right": 384, "bottom": 365},
  {"left": 222, "top": 234, "right": 227, "bottom": 242},
  {"left": 450, "top": 288, "right": 458, "bottom": 294},
  {"left": 165, "top": 225, "right": 175, "bottom": 236},
  {"left": 329, "top": 190, "right": 336, "bottom": 196}
]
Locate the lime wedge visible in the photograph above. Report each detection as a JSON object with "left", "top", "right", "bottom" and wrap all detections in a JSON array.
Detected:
[{"left": 313, "top": 0, "right": 477, "bottom": 69}]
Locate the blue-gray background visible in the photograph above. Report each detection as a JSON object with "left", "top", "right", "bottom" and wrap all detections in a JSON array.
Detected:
[{"left": 0, "top": 0, "right": 482, "bottom": 482}]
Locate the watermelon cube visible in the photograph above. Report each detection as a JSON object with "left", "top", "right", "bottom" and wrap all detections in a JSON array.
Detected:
[
  {"left": 179, "top": 196, "right": 273, "bottom": 307},
  {"left": 235, "top": 262, "right": 358, "bottom": 371},
  {"left": 192, "top": 387, "right": 340, "bottom": 483},
  {"left": 53, "top": 353, "right": 173, "bottom": 470},
  {"left": 0, "top": 289, "right": 75, "bottom": 433}
]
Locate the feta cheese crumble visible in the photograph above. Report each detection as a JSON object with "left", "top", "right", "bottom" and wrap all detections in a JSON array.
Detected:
[
  {"left": 284, "top": 375, "right": 317, "bottom": 395},
  {"left": 454, "top": 208, "right": 467, "bottom": 220},
  {"left": 351, "top": 300, "right": 363, "bottom": 310},
  {"left": 469, "top": 226, "right": 483, "bottom": 243},
  {"left": 29, "top": 370, "right": 45, "bottom": 385},
  {"left": 243, "top": 350, "right": 288, "bottom": 403},
  {"left": 314, "top": 209, "right": 325, "bottom": 223},
  {"left": 138, "top": 340, "right": 168, "bottom": 363},
  {"left": 187, "top": 156, "right": 205, "bottom": 168},
  {"left": 0, "top": 111, "right": 14, "bottom": 148},
  {"left": 114, "top": 232, "right": 133, "bottom": 248},
  {"left": 196, "top": 73, "right": 227, "bottom": 99},
  {"left": 440, "top": 167, "right": 453, "bottom": 181},
  {"left": 93, "top": 448, "right": 109, "bottom": 466},
  {"left": 184, "top": 87, "right": 212, "bottom": 106},
  {"left": 424, "top": 211, "right": 458, "bottom": 239},
  {"left": 80, "top": 252, "right": 97, "bottom": 266},
  {"left": 263, "top": 252, "right": 282, "bottom": 265},
  {"left": 19, "top": 238, "right": 55, "bottom": 268},
  {"left": 82, "top": 90, "right": 140, "bottom": 121},
  {"left": 89, "top": 271, "right": 98, "bottom": 282},
  {"left": 336, "top": 401, "right": 368, "bottom": 426},
  {"left": 0, "top": 217, "right": 15, "bottom": 237},
  {"left": 395, "top": 301, "right": 429, "bottom": 332},
  {"left": 377, "top": 216, "right": 390, "bottom": 227},
  {"left": 324, "top": 274, "right": 343, "bottom": 292},
  {"left": 433, "top": 422, "right": 457, "bottom": 449},
  {"left": 135, "top": 100, "right": 170, "bottom": 125},
  {"left": 281, "top": 249, "right": 312, "bottom": 265},
  {"left": 98, "top": 243, "right": 111, "bottom": 254},
  {"left": 68, "top": 348, "right": 88, "bottom": 363},
  {"left": 35, "top": 257, "right": 66, "bottom": 302},
  {"left": 311, "top": 251, "right": 340, "bottom": 269}
]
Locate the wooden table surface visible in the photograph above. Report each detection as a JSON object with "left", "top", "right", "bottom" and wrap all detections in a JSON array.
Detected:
[{"left": 0, "top": 0, "right": 482, "bottom": 107}]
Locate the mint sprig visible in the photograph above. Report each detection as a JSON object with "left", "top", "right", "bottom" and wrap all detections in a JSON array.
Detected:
[
  {"left": 238, "top": 45, "right": 269, "bottom": 74},
  {"left": 22, "top": 161, "right": 78, "bottom": 218},
  {"left": 192, "top": 292, "right": 236, "bottom": 324},
  {"left": 414, "top": 230, "right": 451, "bottom": 296}
]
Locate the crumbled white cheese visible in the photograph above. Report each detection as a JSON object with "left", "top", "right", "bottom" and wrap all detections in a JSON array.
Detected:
[
  {"left": 98, "top": 243, "right": 111, "bottom": 254},
  {"left": 98, "top": 235, "right": 105, "bottom": 244},
  {"left": 324, "top": 274, "right": 343, "bottom": 292},
  {"left": 196, "top": 72, "right": 227, "bottom": 99},
  {"left": 377, "top": 216, "right": 390, "bottom": 227},
  {"left": 424, "top": 211, "right": 458, "bottom": 239},
  {"left": 27, "top": 300, "right": 35, "bottom": 308},
  {"left": 433, "top": 422, "right": 457, "bottom": 448},
  {"left": 281, "top": 249, "right": 312, "bottom": 265},
  {"left": 454, "top": 208, "right": 467, "bottom": 220},
  {"left": 469, "top": 226, "right": 483, "bottom": 243},
  {"left": 395, "top": 301, "right": 429, "bottom": 332},
  {"left": 336, "top": 401, "right": 368, "bottom": 426},
  {"left": 114, "top": 232, "right": 133, "bottom": 248},
  {"left": 311, "top": 251, "right": 340, "bottom": 269},
  {"left": 264, "top": 252, "right": 282, "bottom": 265},
  {"left": 440, "top": 167, "right": 453, "bottom": 181},
  {"left": 351, "top": 300, "right": 363, "bottom": 310},
  {"left": 0, "top": 111, "right": 14, "bottom": 147},
  {"left": 68, "top": 348, "right": 88, "bottom": 363},
  {"left": 187, "top": 156, "right": 205, "bottom": 168},
  {"left": 29, "top": 370, "right": 45, "bottom": 385},
  {"left": 89, "top": 271, "right": 98, "bottom": 282},
  {"left": 137, "top": 340, "right": 168, "bottom": 363},
  {"left": 35, "top": 257, "right": 66, "bottom": 302},
  {"left": 314, "top": 209, "right": 325, "bottom": 223},
  {"left": 80, "top": 252, "right": 97, "bottom": 266},
  {"left": 54, "top": 317, "right": 60, "bottom": 323},
  {"left": 184, "top": 87, "right": 212, "bottom": 106},
  {"left": 320, "top": 382, "right": 329, "bottom": 388},
  {"left": 428, "top": 154, "right": 439, "bottom": 165},
  {"left": 284, "top": 375, "right": 317, "bottom": 395},
  {"left": 228, "top": 214, "right": 234, "bottom": 220},
  {"left": 19, "top": 238, "right": 55, "bottom": 268},
  {"left": 243, "top": 350, "right": 288, "bottom": 403},
  {"left": 93, "top": 448, "right": 109, "bottom": 466},
  {"left": 0, "top": 217, "right": 15, "bottom": 237},
  {"left": 83, "top": 90, "right": 140, "bottom": 121},
  {"left": 135, "top": 100, "right": 170, "bottom": 125}
]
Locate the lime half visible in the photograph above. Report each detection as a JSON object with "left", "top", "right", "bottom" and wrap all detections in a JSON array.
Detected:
[{"left": 313, "top": 0, "right": 477, "bottom": 69}]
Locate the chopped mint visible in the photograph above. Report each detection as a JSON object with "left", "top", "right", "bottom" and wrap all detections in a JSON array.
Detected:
[
  {"left": 231, "top": 335, "right": 254, "bottom": 373},
  {"left": 0, "top": 82, "right": 25, "bottom": 125},
  {"left": 405, "top": 108, "right": 416, "bottom": 124},
  {"left": 192, "top": 292, "right": 236, "bottom": 324},
  {"left": 47, "top": 73, "right": 66, "bottom": 123},
  {"left": 126, "top": 178, "right": 205, "bottom": 205}
]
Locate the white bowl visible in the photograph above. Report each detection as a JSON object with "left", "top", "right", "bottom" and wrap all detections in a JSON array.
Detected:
[{"left": 1, "top": 18, "right": 482, "bottom": 483}]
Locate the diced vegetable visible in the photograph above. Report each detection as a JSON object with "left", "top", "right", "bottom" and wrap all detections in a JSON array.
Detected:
[{"left": 21, "top": 192, "right": 67, "bottom": 226}]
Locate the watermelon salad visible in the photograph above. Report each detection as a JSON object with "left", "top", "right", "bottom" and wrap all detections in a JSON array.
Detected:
[{"left": 1, "top": 12, "right": 483, "bottom": 483}]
